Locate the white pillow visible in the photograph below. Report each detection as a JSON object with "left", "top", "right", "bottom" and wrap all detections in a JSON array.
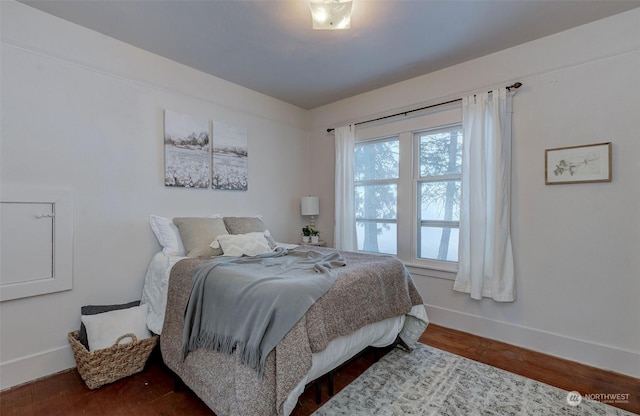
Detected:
[
  {"left": 215, "top": 232, "right": 273, "bottom": 257},
  {"left": 149, "top": 215, "right": 185, "bottom": 256},
  {"left": 81, "top": 304, "right": 152, "bottom": 351}
]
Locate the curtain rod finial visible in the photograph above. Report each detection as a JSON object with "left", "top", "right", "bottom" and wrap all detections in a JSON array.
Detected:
[{"left": 508, "top": 82, "right": 522, "bottom": 91}]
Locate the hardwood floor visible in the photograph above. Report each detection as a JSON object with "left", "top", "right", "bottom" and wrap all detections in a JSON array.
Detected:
[{"left": 1, "top": 324, "right": 638, "bottom": 415}]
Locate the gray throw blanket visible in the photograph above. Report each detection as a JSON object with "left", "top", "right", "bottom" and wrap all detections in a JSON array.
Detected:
[{"left": 182, "top": 248, "right": 345, "bottom": 377}]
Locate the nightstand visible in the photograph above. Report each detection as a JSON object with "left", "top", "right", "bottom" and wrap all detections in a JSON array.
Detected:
[{"left": 300, "top": 240, "right": 327, "bottom": 247}]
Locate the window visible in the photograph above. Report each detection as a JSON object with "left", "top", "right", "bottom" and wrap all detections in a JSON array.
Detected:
[
  {"left": 354, "top": 138, "right": 399, "bottom": 254},
  {"left": 352, "top": 103, "right": 462, "bottom": 273},
  {"left": 415, "top": 126, "right": 462, "bottom": 263}
]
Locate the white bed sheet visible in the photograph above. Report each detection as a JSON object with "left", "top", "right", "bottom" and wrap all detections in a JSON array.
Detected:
[
  {"left": 140, "top": 251, "right": 428, "bottom": 416},
  {"left": 141, "top": 251, "right": 185, "bottom": 334},
  {"left": 282, "top": 304, "right": 428, "bottom": 416}
]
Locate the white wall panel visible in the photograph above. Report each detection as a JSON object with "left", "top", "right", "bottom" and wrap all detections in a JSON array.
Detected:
[{"left": 0, "top": 188, "right": 73, "bottom": 301}]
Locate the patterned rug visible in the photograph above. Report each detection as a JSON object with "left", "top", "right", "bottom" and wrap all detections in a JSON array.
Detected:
[{"left": 311, "top": 343, "right": 634, "bottom": 416}]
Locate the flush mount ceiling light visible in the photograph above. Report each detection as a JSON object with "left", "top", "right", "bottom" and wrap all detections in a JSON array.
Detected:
[{"left": 309, "top": 0, "right": 353, "bottom": 30}]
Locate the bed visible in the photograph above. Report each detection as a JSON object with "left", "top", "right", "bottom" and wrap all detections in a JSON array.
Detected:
[{"left": 141, "top": 216, "right": 428, "bottom": 416}]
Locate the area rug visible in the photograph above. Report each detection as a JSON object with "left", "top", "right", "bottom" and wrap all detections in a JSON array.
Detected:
[{"left": 311, "top": 343, "right": 634, "bottom": 416}]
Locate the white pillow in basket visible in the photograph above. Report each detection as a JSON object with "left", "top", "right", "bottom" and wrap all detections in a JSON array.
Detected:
[{"left": 81, "top": 304, "right": 152, "bottom": 351}]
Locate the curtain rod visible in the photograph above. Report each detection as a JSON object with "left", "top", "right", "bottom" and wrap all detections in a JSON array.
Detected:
[{"left": 326, "top": 82, "right": 522, "bottom": 133}]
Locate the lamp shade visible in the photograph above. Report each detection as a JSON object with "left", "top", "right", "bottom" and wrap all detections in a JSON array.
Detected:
[{"left": 301, "top": 196, "right": 320, "bottom": 216}]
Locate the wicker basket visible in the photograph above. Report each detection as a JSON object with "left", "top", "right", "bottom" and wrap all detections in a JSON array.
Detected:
[{"left": 68, "top": 330, "right": 158, "bottom": 389}]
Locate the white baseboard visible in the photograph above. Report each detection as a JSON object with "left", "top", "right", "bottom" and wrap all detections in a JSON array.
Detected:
[
  {"left": 425, "top": 304, "right": 640, "bottom": 380},
  {"left": 2, "top": 307, "right": 637, "bottom": 390},
  {"left": 0, "top": 344, "right": 76, "bottom": 391}
]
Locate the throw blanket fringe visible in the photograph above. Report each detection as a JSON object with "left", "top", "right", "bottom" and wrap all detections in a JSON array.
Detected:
[{"left": 182, "top": 248, "right": 345, "bottom": 378}]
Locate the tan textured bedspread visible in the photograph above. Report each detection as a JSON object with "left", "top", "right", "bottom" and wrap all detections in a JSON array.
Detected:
[{"left": 160, "top": 248, "right": 423, "bottom": 416}]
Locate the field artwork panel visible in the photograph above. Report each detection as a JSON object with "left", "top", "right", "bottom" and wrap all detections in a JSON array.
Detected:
[
  {"left": 164, "top": 110, "right": 210, "bottom": 188},
  {"left": 212, "top": 122, "right": 248, "bottom": 191}
]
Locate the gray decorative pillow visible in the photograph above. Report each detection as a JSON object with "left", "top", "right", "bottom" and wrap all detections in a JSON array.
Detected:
[
  {"left": 79, "top": 300, "right": 140, "bottom": 349},
  {"left": 223, "top": 216, "right": 276, "bottom": 247},
  {"left": 173, "top": 217, "right": 228, "bottom": 257}
]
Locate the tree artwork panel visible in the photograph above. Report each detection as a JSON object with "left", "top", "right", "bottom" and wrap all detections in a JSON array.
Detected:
[
  {"left": 212, "top": 122, "right": 248, "bottom": 191},
  {"left": 164, "top": 110, "right": 210, "bottom": 188}
]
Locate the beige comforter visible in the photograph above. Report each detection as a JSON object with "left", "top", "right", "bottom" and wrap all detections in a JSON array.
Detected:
[{"left": 160, "top": 248, "right": 423, "bottom": 416}]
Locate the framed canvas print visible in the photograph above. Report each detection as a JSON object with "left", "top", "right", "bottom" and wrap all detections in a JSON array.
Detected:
[
  {"left": 545, "top": 142, "right": 612, "bottom": 185},
  {"left": 212, "top": 122, "right": 248, "bottom": 191},
  {"left": 164, "top": 110, "right": 210, "bottom": 188}
]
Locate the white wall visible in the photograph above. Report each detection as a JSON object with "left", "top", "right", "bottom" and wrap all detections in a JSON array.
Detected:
[
  {"left": 0, "top": 1, "right": 310, "bottom": 389},
  {"left": 309, "top": 9, "right": 640, "bottom": 378}
]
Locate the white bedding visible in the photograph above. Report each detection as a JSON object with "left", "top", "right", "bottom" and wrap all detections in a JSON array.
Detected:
[
  {"left": 140, "top": 250, "right": 428, "bottom": 416},
  {"left": 141, "top": 251, "right": 184, "bottom": 335}
]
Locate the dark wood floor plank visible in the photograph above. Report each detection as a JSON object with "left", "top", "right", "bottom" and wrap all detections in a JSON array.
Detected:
[{"left": 1, "top": 324, "right": 637, "bottom": 415}]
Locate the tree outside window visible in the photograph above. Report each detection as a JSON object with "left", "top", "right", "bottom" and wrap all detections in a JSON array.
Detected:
[
  {"left": 416, "top": 127, "right": 462, "bottom": 262},
  {"left": 354, "top": 138, "right": 399, "bottom": 254}
]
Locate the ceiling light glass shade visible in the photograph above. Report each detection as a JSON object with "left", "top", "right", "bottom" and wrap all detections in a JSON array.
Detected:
[{"left": 309, "top": 0, "right": 352, "bottom": 30}]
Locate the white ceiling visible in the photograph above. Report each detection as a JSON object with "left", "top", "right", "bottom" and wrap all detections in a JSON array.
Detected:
[{"left": 21, "top": 0, "right": 640, "bottom": 110}]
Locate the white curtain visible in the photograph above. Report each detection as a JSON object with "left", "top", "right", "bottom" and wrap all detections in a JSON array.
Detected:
[
  {"left": 453, "top": 88, "right": 516, "bottom": 301},
  {"left": 334, "top": 125, "right": 357, "bottom": 251}
]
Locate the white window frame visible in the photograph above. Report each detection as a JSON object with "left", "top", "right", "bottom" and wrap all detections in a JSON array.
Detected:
[
  {"left": 354, "top": 102, "right": 462, "bottom": 278},
  {"left": 354, "top": 136, "right": 399, "bottom": 255},
  {"left": 412, "top": 124, "right": 462, "bottom": 273}
]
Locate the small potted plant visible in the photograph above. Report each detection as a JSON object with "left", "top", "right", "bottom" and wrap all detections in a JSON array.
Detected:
[
  {"left": 301, "top": 226, "right": 311, "bottom": 243},
  {"left": 309, "top": 226, "right": 320, "bottom": 244}
]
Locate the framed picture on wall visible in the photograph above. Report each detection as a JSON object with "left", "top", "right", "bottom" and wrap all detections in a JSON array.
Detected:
[
  {"left": 545, "top": 142, "right": 612, "bottom": 185},
  {"left": 164, "top": 109, "right": 210, "bottom": 188},
  {"left": 211, "top": 122, "right": 248, "bottom": 191}
]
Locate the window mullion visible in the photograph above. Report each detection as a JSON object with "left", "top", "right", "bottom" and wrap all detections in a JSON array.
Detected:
[
  {"left": 396, "top": 131, "right": 413, "bottom": 261},
  {"left": 418, "top": 174, "right": 461, "bottom": 182},
  {"left": 420, "top": 220, "right": 459, "bottom": 228},
  {"left": 355, "top": 178, "right": 397, "bottom": 187},
  {"left": 355, "top": 218, "right": 396, "bottom": 224}
]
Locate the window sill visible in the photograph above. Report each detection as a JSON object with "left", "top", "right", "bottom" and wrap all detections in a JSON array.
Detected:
[{"left": 405, "top": 263, "right": 457, "bottom": 281}]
